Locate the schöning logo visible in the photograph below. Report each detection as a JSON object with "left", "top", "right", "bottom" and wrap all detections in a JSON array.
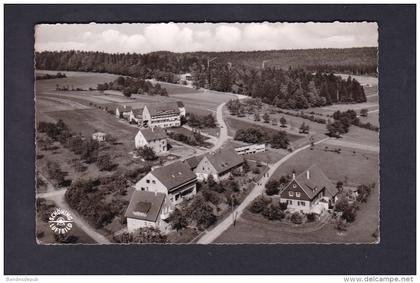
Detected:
[{"left": 48, "top": 208, "right": 74, "bottom": 234}]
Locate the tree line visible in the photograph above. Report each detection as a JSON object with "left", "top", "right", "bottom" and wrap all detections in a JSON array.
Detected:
[{"left": 36, "top": 50, "right": 370, "bottom": 109}]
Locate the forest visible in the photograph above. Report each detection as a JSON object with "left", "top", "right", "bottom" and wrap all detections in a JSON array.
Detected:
[{"left": 35, "top": 48, "right": 373, "bottom": 109}]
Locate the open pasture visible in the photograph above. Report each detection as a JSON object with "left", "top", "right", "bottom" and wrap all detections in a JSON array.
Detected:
[
  {"left": 271, "top": 143, "right": 379, "bottom": 185},
  {"left": 46, "top": 108, "right": 138, "bottom": 148},
  {"left": 36, "top": 70, "right": 121, "bottom": 92}
]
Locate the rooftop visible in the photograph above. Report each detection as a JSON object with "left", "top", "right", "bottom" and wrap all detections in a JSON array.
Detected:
[
  {"left": 205, "top": 149, "right": 244, "bottom": 174},
  {"left": 295, "top": 164, "right": 338, "bottom": 199},
  {"left": 146, "top": 102, "right": 180, "bottom": 117},
  {"left": 138, "top": 128, "right": 167, "bottom": 142},
  {"left": 151, "top": 161, "right": 197, "bottom": 192},
  {"left": 125, "top": 191, "right": 166, "bottom": 222}
]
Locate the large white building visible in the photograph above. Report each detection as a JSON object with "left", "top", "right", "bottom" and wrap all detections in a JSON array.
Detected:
[
  {"left": 134, "top": 161, "right": 197, "bottom": 206},
  {"left": 134, "top": 128, "right": 168, "bottom": 155},
  {"left": 142, "top": 102, "right": 185, "bottom": 129}
]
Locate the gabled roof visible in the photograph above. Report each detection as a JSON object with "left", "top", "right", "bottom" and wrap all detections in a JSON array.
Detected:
[
  {"left": 184, "top": 155, "right": 202, "bottom": 170},
  {"left": 125, "top": 191, "right": 166, "bottom": 222},
  {"left": 138, "top": 128, "right": 167, "bottom": 142},
  {"left": 204, "top": 149, "right": 244, "bottom": 175},
  {"left": 146, "top": 102, "right": 180, "bottom": 117},
  {"left": 119, "top": 105, "right": 133, "bottom": 112},
  {"left": 294, "top": 164, "right": 338, "bottom": 199},
  {"left": 132, "top": 108, "right": 143, "bottom": 116},
  {"left": 150, "top": 161, "right": 197, "bottom": 192}
]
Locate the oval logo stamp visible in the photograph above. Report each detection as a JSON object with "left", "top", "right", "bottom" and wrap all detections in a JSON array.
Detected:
[{"left": 48, "top": 208, "right": 74, "bottom": 234}]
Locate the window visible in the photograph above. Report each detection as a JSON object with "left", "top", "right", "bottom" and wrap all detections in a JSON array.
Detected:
[
  {"left": 292, "top": 184, "right": 297, "bottom": 188},
  {"left": 287, "top": 200, "right": 293, "bottom": 205},
  {"left": 299, "top": 201, "right": 306, "bottom": 206},
  {"left": 152, "top": 180, "right": 156, "bottom": 184},
  {"left": 146, "top": 180, "right": 150, "bottom": 184},
  {"left": 140, "top": 187, "right": 145, "bottom": 191},
  {"left": 296, "top": 192, "right": 301, "bottom": 197},
  {"left": 288, "top": 191, "right": 294, "bottom": 197}
]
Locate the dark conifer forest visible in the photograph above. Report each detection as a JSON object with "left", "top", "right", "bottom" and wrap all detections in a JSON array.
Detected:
[{"left": 35, "top": 47, "right": 376, "bottom": 109}]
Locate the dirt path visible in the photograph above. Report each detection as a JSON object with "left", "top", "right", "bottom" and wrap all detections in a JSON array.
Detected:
[
  {"left": 37, "top": 175, "right": 111, "bottom": 244},
  {"left": 197, "top": 137, "right": 330, "bottom": 244},
  {"left": 325, "top": 139, "right": 379, "bottom": 153}
]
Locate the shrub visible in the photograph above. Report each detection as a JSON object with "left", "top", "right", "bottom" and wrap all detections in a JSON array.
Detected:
[
  {"left": 306, "top": 213, "right": 317, "bottom": 222},
  {"left": 265, "top": 179, "right": 280, "bottom": 196},
  {"left": 290, "top": 212, "right": 304, "bottom": 224},
  {"left": 249, "top": 196, "right": 271, "bottom": 214}
]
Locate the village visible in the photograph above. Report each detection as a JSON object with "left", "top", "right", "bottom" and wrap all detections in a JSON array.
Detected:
[{"left": 34, "top": 66, "right": 379, "bottom": 245}]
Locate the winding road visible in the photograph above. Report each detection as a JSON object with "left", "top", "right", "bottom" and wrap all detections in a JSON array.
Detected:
[
  {"left": 37, "top": 174, "right": 111, "bottom": 244},
  {"left": 197, "top": 137, "right": 330, "bottom": 244}
]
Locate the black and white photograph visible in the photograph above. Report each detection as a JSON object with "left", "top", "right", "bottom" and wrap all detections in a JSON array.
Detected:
[
  {"left": 3, "top": 3, "right": 417, "bottom": 278},
  {"left": 34, "top": 22, "right": 380, "bottom": 245}
]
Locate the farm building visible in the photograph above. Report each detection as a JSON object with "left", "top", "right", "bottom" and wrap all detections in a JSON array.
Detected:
[
  {"left": 234, "top": 143, "right": 266, "bottom": 155},
  {"left": 194, "top": 149, "right": 244, "bottom": 182},
  {"left": 279, "top": 164, "right": 339, "bottom": 214},
  {"left": 142, "top": 102, "right": 184, "bottom": 129},
  {"left": 125, "top": 190, "right": 171, "bottom": 233},
  {"left": 129, "top": 108, "right": 143, "bottom": 124},
  {"left": 134, "top": 128, "right": 168, "bottom": 155},
  {"left": 116, "top": 105, "right": 133, "bottom": 119},
  {"left": 92, "top": 132, "right": 107, "bottom": 142},
  {"left": 178, "top": 73, "right": 193, "bottom": 87},
  {"left": 134, "top": 161, "right": 197, "bottom": 205}
]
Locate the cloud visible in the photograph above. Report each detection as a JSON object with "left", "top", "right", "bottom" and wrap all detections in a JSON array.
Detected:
[{"left": 35, "top": 22, "right": 378, "bottom": 53}]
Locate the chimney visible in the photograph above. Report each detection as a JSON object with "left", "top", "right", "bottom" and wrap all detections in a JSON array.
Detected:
[
  {"left": 307, "top": 170, "right": 310, "bottom": 180},
  {"left": 292, "top": 173, "right": 296, "bottom": 180},
  {"left": 154, "top": 190, "right": 157, "bottom": 196}
]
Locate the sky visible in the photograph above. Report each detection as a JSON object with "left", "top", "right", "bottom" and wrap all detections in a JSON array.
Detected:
[{"left": 35, "top": 22, "right": 378, "bottom": 54}]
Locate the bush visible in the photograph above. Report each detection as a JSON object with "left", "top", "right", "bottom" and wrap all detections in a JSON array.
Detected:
[
  {"left": 306, "top": 213, "right": 317, "bottom": 222},
  {"left": 290, "top": 212, "right": 304, "bottom": 224},
  {"left": 262, "top": 204, "right": 285, "bottom": 221},
  {"left": 249, "top": 196, "right": 271, "bottom": 214},
  {"left": 265, "top": 179, "right": 280, "bottom": 196},
  {"left": 97, "top": 154, "right": 116, "bottom": 171},
  {"left": 137, "top": 146, "right": 158, "bottom": 161}
]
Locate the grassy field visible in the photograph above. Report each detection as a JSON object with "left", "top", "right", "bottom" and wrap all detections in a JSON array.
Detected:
[
  {"left": 271, "top": 144, "right": 379, "bottom": 184},
  {"left": 216, "top": 141, "right": 379, "bottom": 244},
  {"left": 225, "top": 116, "right": 304, "bottom": 144}
]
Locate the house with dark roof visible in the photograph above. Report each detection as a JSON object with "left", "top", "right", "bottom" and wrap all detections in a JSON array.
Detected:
[
  {"left": 194, "top": 149, "right": 244, "bottom": 181},
  {"left": 135, "top": 128, "right": 168, "bottom": 155},
  {"left": 134, "top": 161, "right": 197, "bottom": 205},
  {"left": 184, "top": 156, "right": 202, "bottom": 170},
  {"left": 142, "top": 101, "right": 185, "bottom": 128},
  {"left": 115, "top": 105, "right": 133, "bottom": 119},
  {"left": 125, "top": 190, "right": 171, "bottom": 233},
  {"left": 129, "top": 108, "right": 143, "bottom": 124},
  {"left": 279, "top": 165, "right": 339, "bottom": 214}
]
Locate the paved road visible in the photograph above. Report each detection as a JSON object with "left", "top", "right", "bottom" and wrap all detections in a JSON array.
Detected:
[
  {"left": 197, "top": 137, "right": 330, "bottom": 244},
  {"left": 37, "top": 175, "right": 111, "bottom": 244},
  {"left": 210, "top": 102, "right": 229, "bottom": 151}
]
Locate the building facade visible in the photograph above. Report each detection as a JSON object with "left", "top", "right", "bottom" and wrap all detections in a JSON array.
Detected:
[
  {"left": 279, "top": 165, "right": 338, "bottom": 214},
  {"left": 142, "top": 102, "right": 185, "bottom": 128},
  {"left": 134, "top": 161, "right": 197, "bottom": 206},
  {"left": 134, "top": 128, "right": 168, "bottom": 155}
]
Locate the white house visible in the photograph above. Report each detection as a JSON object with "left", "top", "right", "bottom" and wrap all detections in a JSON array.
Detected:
[
  {"left": 194, "top": 149, "right": 244, "bottom": 182},
  {"left": 115, "top": 105, "right": 133, "bottom": 119},
  {"left": 134, "top": 128, "right": 168, "bottom": 155},
  {"left": 179, "top": 73, "right": 193, "bottom": 87},
  {"left": 279, "top": 164, "right": 338, "bottom": 214},
  {"left": 92, "top": 132, "right": 107, "bottom": 142},
  {"left": 125, "top": 190, "right": 171, "bottom": 233},
  {"left": 142, "top": 102, "right": 185, "bottom": 128},
  {"left": 134, "top": 161, "right": 197, "bottom": 206}
]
